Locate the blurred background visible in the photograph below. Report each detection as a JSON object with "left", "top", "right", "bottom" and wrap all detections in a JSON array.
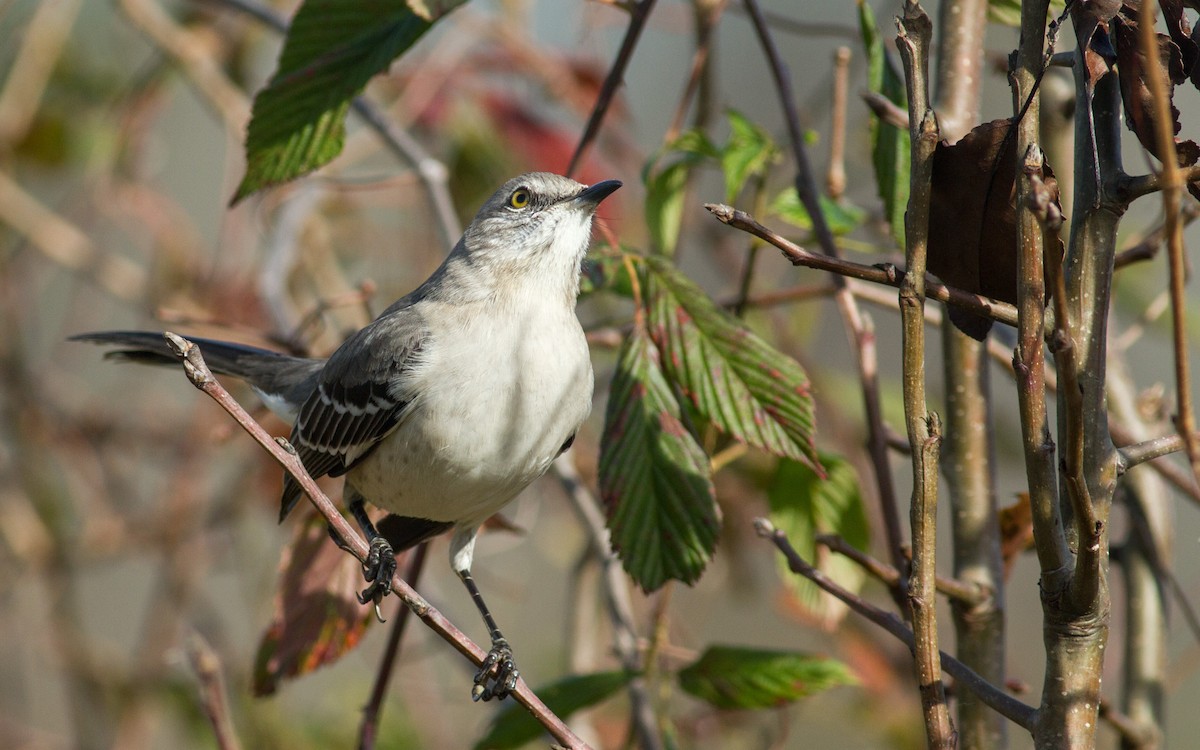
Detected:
[{"left": 1, "top": 0, "right": 1199, "bottom": 748}]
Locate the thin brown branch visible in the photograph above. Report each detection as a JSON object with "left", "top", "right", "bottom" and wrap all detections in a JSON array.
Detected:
[
  {"left": 184, "top": 629, "right": 241, "bottom": 750},
  {"left": 1117, "top": 163, "right": 1200, "bottom": 204},
  {"left": 663, "top": 0, "right": 728, "bottom": 144},
  {"left": 815, "top": 535, "right": 987, "bottom": 606},
  {"left": 553, "top": 455, "right": 660, "bottom": 750},
  {"left": 119, "top": 0, "right": 250, "bottom": 132},
  {"left": 1011, "top": 0, "right": 1069, "bottom": 588},
  {"left": 162, "top": 334, "right": 590, "bottom": 750},
  {"left": 705, "top": 203, "right": 1020, "bottom": 327},
  {"left": 1036, "top": 152, "right": 1101, "bottom": 614},
  {"left": 827, "top": 47, "right": 851, "bottom": 199},
  {"left": 358, "top": 543, "right": 428, "bottom": 750},
  {"left": 755, "top": 519, "right": 1037, "bottom": 732},
  {"left": 1098, "top": 698, "right": 1162, "bottom": 749},
  {"left": 567, "top": 0, "right": 658, "bottom": 177},
  {"left": 895, "top": 4, "right": 952, "bottom": 744},
  {"left": 740, "top": 0, "right": 909, "bottom": 590},
  {"left": 861, "top": 90, "right": 911, "bottom": 130},
  {"left": 1139, "top": 0, "right": 1200, "bottom": 490}
]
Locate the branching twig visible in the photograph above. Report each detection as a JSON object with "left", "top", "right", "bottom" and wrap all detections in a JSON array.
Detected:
[
  {"left": 184, "top": 629, "right": 241, "bottom": 750},
  {"left": 1138, "top": 0, "right": 1200, "bottom": 491},
  {"left": 742, "top": 0, "right": 910, "bottom": 588},
  {"left": 815, "top": 535, "right": 987, "bottom": 606},
  {"left": 755, "top": 519, "right": 1037, "bottom": 732},
  {"left": 706, "top": 204, "right": 1020, "bottom": 327},
  {"left": 895, "top": 6, "right": 952, "bottom": 745},
  {"left": 358, "top": 543, "right": 428, "bottom": 750},
  {"left": 162, "top": 333, "right": 589, "bottom": 750},
  {"left": 566, "top": 0, "right": 659, "bottom": 177}
]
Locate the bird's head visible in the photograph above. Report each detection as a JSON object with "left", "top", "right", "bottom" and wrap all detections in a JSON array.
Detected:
[{"left": 458, "top": 172, "right": 621, "bottom": 298}]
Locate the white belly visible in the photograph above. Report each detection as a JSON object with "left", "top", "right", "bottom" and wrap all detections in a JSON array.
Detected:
[{"left": 346, "top": 297, "right": 593, "bottom": 526}]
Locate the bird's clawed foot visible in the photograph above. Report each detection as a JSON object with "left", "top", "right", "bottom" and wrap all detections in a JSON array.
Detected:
[
  {"left": 471, "top": 638, "right": 518, "bottom": 702},
  {"left": 357, "top": 536, "right": 397, "bottom": 621}
]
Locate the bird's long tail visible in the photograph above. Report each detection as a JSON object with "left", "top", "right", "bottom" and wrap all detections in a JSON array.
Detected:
[{"left": 71, "top": 331, "right": 321, "bottom": 415}]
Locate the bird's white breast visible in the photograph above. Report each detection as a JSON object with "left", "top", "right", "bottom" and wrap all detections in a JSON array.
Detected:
[{"left": 346, "top": 289, "right": 594, "bottom": 526}]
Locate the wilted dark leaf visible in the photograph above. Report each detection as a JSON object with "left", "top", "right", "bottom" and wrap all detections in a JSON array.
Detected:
[
  {"left": 642, "top": 256, "right": 820, "bottom": 470},
  {"left": 1113, "top": 14, "right": 1200, "bottom": 169},
  {"left": 1159, "top": 0, "right": 1200, "bottom": 80},
  {"left": 927, "top": 118, "right": 1063, "bottom": 339},
  {"left": 678, "top": 645, "right": 856, "bottom": 710},
  {"left": 253, "top": 515, "right": 373, "bottom": 695},
  {"left": 600, "top": 327, "right": 719, "bottom": 591},
  {"left": 768, "top": 455, "right": 869, "bottom": 627},
  {"left": 474, "top": 671, "right": 635, "bottom": 750}
]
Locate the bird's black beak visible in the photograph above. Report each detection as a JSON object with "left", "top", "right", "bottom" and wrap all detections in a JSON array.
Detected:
[{"left": 574, "top": 179, "right": 622, "bottom": 206}]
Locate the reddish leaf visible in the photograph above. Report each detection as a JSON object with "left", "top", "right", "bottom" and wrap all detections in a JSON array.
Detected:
[
  {"left": 253, "top": 514, "right": 374, "bottom": 695},
  {"left": 927, "top": 119, "right": 1063, "bottom": 339}
]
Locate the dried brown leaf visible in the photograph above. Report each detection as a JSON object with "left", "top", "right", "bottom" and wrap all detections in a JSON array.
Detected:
[
  {"left": 927, "top": 119, "right": 1062, "bottom": 339},
  {"left": 253, "top": 514, "right": 374, "bottom": 696}
]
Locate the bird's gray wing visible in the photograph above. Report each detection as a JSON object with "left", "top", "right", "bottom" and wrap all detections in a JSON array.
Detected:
[{"left": 279, "top": 313, "right": 427, "bottom": 521}]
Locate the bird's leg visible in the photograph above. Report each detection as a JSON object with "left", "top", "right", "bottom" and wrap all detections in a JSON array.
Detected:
[
  {"left": 458, "top": 568, "right": 519, "bottom": 702},
  {"left": 348, "top": 497, "right": 396, "bottom": 621}
]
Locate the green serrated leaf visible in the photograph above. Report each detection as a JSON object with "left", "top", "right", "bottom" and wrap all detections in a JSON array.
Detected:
[
  {"left": 720, "top": 109, "right": 779, "bottom": 202},
  {"left": 641, "top": 256, "right": 820, "bottom": 471},
  {"left": 474, "top": 671, "right": 634, "bottom": 750},
  {"left": 770, "top": 189, "right": 866, "bottom": 236},
  {"left": 600, "top": 327, "right": 719, "bottom": 591},
  {"left": 235, "top": 1, "right": 466, "bottom": 201},
  {"left": 679, "top": 645, "right": 856, "bottom": 710},
  {"left": 768, "top": 454, "right": 869, "bottom": 621},
  {"left": 858, "top": 0, "right": 910, "bottom": 248},
  {"left": 644, "top": 158, "right": 696, "bottom": 255}
]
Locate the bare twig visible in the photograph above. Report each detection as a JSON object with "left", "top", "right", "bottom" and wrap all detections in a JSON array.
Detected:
[
  {"left": 895, "top": 6, "right": 953, "bottom": 745},
  {"left": 827, "top": 47, "right": 851, "bottom": 199},
  {"left": 664, "top": 0, "right": 729, "bottom": 144},
  {"left": 184, "top": 629, "right": 241, "bottom": 750},
  {"left": 742, "top": 0, "right": 911, "bottom": 587},
  {"left": 861, "top": 91, "right": 911, "bottom": 130},
  {"left": 755, "top": 519, "right": 1037, "bottom": 732},
  {"left": 553, "top": 455, "right": 661, "bottom": 750},
  {"left": 815, "top": 535, "right": 987, "bottom": 606},
  {"left": 162, "top": 333, "right": 590, "bottom": 750},
  {"left": 705, "top": 204, "right": 1020, "bottom": 327},
  {"left": 1139, "top": 0, "right": 1200, "bottom": 491},
  {"left": 358, "top": 543, "right": 428, "bottom": 750},
  {"left": 567, "top": 0, "right": 659, "bottom": 177}
]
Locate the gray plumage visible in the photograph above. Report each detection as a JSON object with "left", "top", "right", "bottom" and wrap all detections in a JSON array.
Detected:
[{"left": 74, "top": 172, "right": 622, "bottom": 702}]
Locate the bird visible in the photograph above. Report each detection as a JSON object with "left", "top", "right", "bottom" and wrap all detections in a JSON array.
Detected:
[{"left": 74, "top": 172, "right": 622, "bottom": 701}]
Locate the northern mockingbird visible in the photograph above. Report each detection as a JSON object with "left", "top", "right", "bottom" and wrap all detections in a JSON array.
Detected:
[{"left": 75, "top": 172, "right": 621, "bottom": 701}]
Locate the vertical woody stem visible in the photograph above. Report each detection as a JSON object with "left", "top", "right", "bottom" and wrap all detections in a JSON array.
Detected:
[{"left": 896, "top": 3, "right": 953, "bottom": 747}]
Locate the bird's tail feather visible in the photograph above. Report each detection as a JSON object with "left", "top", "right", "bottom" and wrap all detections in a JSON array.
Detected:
[{"left": 70, "top": 330, "right": 321, "bottom": 411}]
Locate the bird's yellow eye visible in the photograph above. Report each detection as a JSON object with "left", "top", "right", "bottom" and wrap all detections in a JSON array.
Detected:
[{"left": 508, "top": 188, "right": 531, "bottom": 209}]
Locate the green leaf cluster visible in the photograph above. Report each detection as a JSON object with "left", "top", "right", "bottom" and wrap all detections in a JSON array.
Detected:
[
  {"left": 678, "top": 645, "right": 856, "bottom": 710},
  {"left": 643, "top": 109, "right": 780, "bottom": 254},
  {"left": 768, "top": 454, "right": 870, "bottom": 619},
  {"left": 599, "top": 255, "right": 820, "bottom": 592}
]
